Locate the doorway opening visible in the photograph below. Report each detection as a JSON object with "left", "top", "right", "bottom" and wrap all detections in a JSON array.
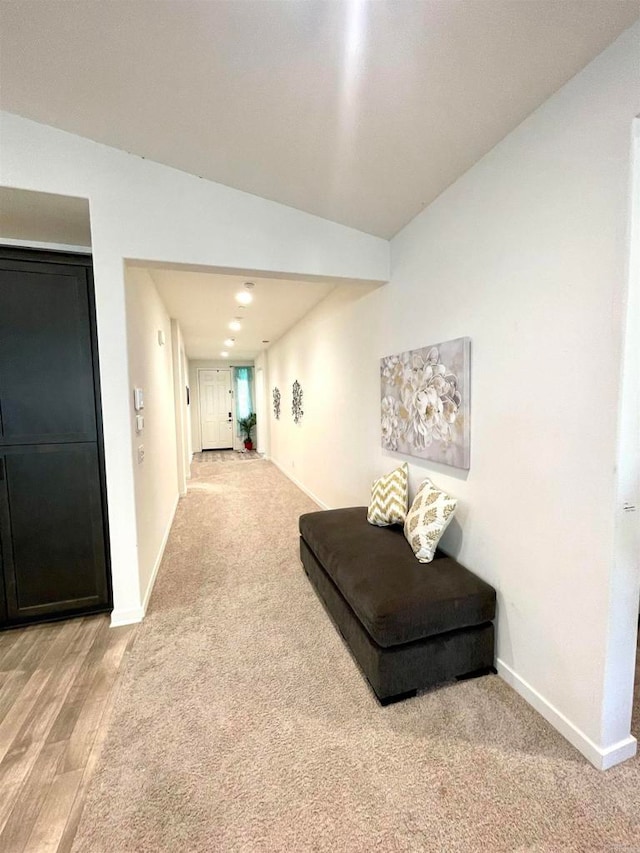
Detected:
[
  {"left": 123, "top": 261, "right": 346, "bottom": 469},
  {"left": 198, "top": 368, "right": 233, "bottom": 450},
  {"left": 0, "top": 190, "right": 113, "bottom": 630}
]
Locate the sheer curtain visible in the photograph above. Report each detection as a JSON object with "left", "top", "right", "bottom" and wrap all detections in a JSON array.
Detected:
[{"left": 234, "top": 367, "right": 254, "bottom": 436}]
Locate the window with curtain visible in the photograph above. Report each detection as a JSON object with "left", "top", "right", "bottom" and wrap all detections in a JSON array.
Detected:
[{"left": 234, "top": 367, "right": 254, "bottom": 436}]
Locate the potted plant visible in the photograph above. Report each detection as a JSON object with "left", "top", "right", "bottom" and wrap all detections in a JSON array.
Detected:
[{"left": 238, "top": 412, "right": 257, "bottom": 451}]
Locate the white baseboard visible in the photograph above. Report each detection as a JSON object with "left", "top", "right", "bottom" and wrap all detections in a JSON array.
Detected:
[
  {"left": 141, "top": 493, "right": 180, "bottom": 613},
  {"left": 497, "top": 658, "right": 638, "bottom": 770},
  {"left": 110, "top": 493, "right": 180, "bottom": 629},
  {"left": 269, "top": 458, "right": 330, "bottom": 510},
  {"left": 110, "top": 606, "right": 145, "bottom": 627}
]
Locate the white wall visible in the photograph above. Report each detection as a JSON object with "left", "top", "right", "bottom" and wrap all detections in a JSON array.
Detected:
[
  {"left": 603, "top": 120, "right": 640, "bottom": 748},
  {"left": 170, "top": 319, "right": 189, "bottom": 496},
  {"left": 0, "top": 187, "right": 91, "bottom": 247},
  {"left": 255, "top": 351, "right": 269, "bottom": 455},
  {"left": 268, "top": 286, "right": 384, "bottom": 507},
  {"left": 268, "top": 23, "right": 640, "bottom": 768},
  {"left": 183, "top": 348, "right": 193, "bottom": 465},
  {"left": 125, "top": 268, "right": 179, "bottom": 611},
  {"left": 0, "top": 111, "right": 389, "bottom": 624}
]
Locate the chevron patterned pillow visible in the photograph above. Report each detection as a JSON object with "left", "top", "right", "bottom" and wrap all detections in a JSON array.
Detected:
[
  {"left": 404, "top": 478, "right": 457, "bottom": 563},
  {"left": 367, "top": 463, "right": 409, "bottom": 526}
]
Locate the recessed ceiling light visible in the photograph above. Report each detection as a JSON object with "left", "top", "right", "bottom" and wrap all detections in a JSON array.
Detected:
[
  {"left": 229, "top": 320, "right": 242, "bottom": 331},
  {"left": 220, "top": 351, "right": 229, "bottom": 358},
  {"left": 235, "top": 291, "right": 253, "bottom": 305},
  {"left": 262, "top": 340, "right": 270, "bottom": 344},
  {"left": 223, "top": 338, "right": 235, "bottom": 347}
]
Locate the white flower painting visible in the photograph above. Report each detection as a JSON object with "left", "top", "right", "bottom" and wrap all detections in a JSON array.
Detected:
[{"left": 380, "top": 337, "right": 470, "bottom": 469}]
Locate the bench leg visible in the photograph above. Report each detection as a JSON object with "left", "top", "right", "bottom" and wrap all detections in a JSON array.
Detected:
[
  {"left": 455, "top": 665, "right": 497, "bottom": 682},
  {"left": 378, "top": 689, "right": 418, "bottom": 706}
]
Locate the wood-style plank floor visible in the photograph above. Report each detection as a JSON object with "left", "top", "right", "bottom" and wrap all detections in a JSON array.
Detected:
[{"left": 0, "top": 615, "right": 136, "bottom": 853}]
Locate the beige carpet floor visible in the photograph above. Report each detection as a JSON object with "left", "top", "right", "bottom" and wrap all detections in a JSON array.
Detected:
[{"left": 73, "top": 454, "right": 640, "bottom": 852}]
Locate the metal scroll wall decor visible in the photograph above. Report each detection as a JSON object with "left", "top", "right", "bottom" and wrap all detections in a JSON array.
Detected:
[
  {"left": 272, "top": 386, "right": 281, "bottom": 419},
  {"left": 292, "top": 380, "right": 304, "bottom": 424}
]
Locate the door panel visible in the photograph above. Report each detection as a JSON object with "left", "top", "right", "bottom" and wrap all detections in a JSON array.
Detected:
[
  {"left": 0, "top": 263, "right": 97, "bottom": 445},
  {"left": 0, "top": 444, "right": 108, "bottom": 620},
  {"left": 0, "top": 249, "right": 111, "bottom": 630},
  {"left": 200, "top": 370, "right": 233, "bottom": 449}
]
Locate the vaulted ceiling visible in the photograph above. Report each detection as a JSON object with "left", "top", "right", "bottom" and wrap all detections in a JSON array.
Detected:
[{"left": 1, "top": 1, "right": 638, "bottom": 238}]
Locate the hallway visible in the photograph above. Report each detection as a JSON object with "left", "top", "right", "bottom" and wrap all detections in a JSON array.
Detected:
[
  {"left": 1, "top": 454, "right": 639, "bottom": 851},
  {"left": 73, "top": 455, "right": 640, "bottom": 852}
]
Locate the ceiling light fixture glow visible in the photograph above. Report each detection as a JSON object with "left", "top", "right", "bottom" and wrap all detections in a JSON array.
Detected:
[
  {"left": 220, "top": 351, "right": 229, "bottom": 358},
  {"left": 228, "top": 320, "right": 242, "bottom": 331},
  {"left": 223, "top": 338, "right": 235, "bottom": 347},
  {"left": 235, "top": 291, "right": 253, "bottom": 305}
]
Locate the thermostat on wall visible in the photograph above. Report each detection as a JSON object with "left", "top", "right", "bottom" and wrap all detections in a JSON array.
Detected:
[{"left": 134, "top": 387, "right": 144, "bottom": 411}]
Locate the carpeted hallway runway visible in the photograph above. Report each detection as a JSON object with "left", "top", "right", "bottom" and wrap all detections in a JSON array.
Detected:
[{"left": 73, "top": 454, "right": 640, "bottom": 852}]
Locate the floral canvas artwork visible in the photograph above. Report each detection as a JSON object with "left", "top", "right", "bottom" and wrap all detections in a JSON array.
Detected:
[{"left": 380, "top": 337, "right": 470, "bottom": 469}]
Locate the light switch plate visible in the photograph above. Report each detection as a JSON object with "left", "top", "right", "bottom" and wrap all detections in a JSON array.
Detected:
[
  {"left": 133, "top": 387, "right": 144, "bottom": 411},
  {"left": 137, "top": 445, "right": 145, "bottom": 464},
  {"left": 136, "top": 415, "right": 144, "bottom": 434}
]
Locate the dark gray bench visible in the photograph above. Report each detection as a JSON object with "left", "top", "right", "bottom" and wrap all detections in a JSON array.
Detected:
[{"left": 299, "top": 506, "right": 496, "bottom": 704}]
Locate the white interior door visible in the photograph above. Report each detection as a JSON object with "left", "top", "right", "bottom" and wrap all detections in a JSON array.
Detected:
[{"left": 199, "top": 369, "right": 233, "bottom": 450}]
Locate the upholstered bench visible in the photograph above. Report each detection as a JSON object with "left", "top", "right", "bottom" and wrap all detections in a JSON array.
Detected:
[{"left": 299, "top": 506, "right": 496, "bottom": 704}]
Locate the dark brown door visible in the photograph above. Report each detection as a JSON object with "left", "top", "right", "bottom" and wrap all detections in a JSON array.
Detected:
[
  {"left": 0, "top": 445, "right": 109, "bottom": 620},
  {"left": 0, "top": 250, "right": 111, "bottom": 627},
  {"left": 0, "top": 261, "right": 97, "bottom": 445}
]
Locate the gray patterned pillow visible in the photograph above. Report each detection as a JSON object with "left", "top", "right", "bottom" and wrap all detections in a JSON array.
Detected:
[{"left": 404, "top": 478, "right": 457, "bottom": 563}]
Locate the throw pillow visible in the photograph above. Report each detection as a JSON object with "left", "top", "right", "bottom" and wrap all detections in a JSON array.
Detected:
[
  {"left": 404, "top": 479, "right": 457, "bottom": 563},
  {"left": 367, "top": 463, "right": 409, "bottom": 526}
]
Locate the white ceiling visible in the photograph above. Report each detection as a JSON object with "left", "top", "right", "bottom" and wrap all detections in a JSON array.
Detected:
[
  {"left": 148, "top": 268, "right": 344, "bottom": 360},
  {"left": 1, "top": 1, "right": 638, "bottom": 238}
]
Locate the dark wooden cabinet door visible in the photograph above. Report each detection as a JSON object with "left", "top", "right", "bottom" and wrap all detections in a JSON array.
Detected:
[
  {"left": 0, "top": 249, "right": 111, "bottom": 628},
  {"left": 0, "top": 444, "right": 109, "bottom": 621},
  {"left": 0, "top": 261, "right": 97, "bottom": 446}
]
